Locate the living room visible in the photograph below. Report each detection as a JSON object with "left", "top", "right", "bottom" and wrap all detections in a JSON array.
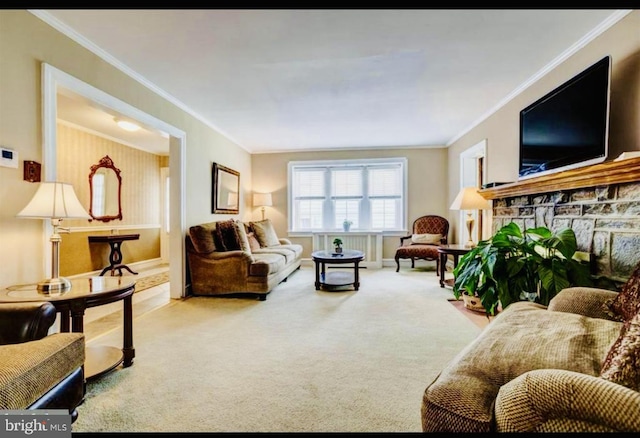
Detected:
[{"left": 1, "top": 9, "right": 639, "bottom": 433}]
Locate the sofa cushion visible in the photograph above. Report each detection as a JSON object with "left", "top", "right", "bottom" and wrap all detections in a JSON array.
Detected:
[
  {"left": 246, "top": 232, "right": 261, "bottom": 252},
  {"left": 421, "top": 301, "right": 622, "bottom": 432},
  {"left": 189, "top": 222, "right": 217, "bottom": 254},
  {"left": 250, "top": 253, "right": 286, "bottom": 276},
  {"left": 253, "top": 247, "right": 298, "bottom": 264},
  {"left": 250, "top": 219, "right": 281, "bottom": 248},
  {"left": 216, "top": 219, "right": 241, "bottom": 251},
  {"left": 605, "top": 260, "right": 640, "bottom": 322},
  {"left": 233, "top": 220, "right": 252, "bottom": 254},
  {"left": 600, "top": 310, "right": 640, "bottom": 391}
]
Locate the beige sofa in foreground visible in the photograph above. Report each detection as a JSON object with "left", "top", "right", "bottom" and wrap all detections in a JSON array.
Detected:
[
  {"left": 421, "top": 284, "right": 640, "bottom": 433},
  {"left": 186, "top": 219, "right": 302, "bottom": 300}
]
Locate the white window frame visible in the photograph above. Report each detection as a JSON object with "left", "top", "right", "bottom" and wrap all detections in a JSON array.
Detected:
[{"left": 288, "top": 157, "right": 408, "bottom": 233}]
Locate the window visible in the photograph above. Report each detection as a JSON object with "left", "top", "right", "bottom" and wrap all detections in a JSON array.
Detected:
[{"left": 288, "top": 158, "right": 407, "bottom": 232}]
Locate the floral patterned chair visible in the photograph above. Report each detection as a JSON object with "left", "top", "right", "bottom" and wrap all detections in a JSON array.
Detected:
[{"left": 395, "top": 215, "right": 449, "bottom": 273}]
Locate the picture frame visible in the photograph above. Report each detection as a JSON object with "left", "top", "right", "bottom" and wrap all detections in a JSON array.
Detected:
[{"left": 212, "top": 163, "right": 240, "bottom": 214}]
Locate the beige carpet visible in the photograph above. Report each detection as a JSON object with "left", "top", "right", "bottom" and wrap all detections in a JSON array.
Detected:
[{"left": 73, "top": 266, "right": 482, "bottom": 433}]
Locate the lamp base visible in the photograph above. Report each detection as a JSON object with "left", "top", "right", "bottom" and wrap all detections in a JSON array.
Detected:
[{"left": 37, "top": 277, "right": 71, "bottom": 294}]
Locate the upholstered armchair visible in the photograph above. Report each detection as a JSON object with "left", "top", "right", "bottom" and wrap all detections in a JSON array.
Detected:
[
  {"left": 0, "top": 302, "right": 85, "bottom": 421},
  {"left": 395, "top": 215, "right": 449, "bottom": 273}
]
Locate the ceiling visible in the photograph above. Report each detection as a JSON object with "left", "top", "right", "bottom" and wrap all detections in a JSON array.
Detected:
[{"left": 37, "top": 9, "right": 628, "bottom": 155}]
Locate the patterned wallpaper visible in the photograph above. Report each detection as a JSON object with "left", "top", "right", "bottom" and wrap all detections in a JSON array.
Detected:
[{"left": 56, "top": 123, "right": 164, "bottom": 276}]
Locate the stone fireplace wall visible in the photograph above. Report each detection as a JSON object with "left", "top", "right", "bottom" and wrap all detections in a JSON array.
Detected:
[{"left": 491, "top": 180, "right": 640, "bottom": 288}]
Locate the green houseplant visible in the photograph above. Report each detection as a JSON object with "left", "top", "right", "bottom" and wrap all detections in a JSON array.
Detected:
[
  {"left": 333, "top": 238, "right": 343, "bottom": 253},
  {"left": 452, "top": 222, "right": 593, "bottom": 315}
]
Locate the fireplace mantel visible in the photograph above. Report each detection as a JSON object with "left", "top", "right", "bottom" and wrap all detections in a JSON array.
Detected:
[{"left": 480, "top": 157, "right": 640, "bottom": 200}]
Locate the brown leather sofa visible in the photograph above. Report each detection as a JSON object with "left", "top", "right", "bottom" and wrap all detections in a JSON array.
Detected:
[{"left": 0, "top": 302, "right": 85, "bottom": 422}]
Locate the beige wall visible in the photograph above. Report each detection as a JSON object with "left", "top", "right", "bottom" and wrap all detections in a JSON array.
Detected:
[
  {"left": 251, "top": 147, "right": 448, "bottom": 259},
  {"left": 446, "top": 11, "right": 640, "bottom": 238},
  {"left": 1, "top": 10, "right": 638, "bottom": 288},
  {"left": 0, "top": 10, "right": 251, "bottom": 289}
]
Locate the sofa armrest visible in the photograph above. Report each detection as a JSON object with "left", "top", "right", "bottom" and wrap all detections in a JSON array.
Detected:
[
  {"left": 0, "top": 302, "right": 57, "bottom": 344},
  {"left": 279, "top": 238, "right": 292, "bottom": 245},
  {"left": 547, "top": 287, "right": 620, "bottom": 320},
  {"left": 495, "top": 369, "right": 640, "bottom": 432}
]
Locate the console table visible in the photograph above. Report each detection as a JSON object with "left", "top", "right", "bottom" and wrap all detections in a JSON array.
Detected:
[
  {"left": 0, "top": 276, "right": 136, "bottom": 381},
  {"left": 89, "top": 233, "right": 140, "bottom": 276}
]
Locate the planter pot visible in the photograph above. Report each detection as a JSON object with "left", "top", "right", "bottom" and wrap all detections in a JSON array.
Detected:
[
  {"left": 462, "top": 292, "right": 486, "bottom": 313},
  {"left": 334, "top": 247, "right": 343, "bottom": 254},
  {"left": 343, "top": 224, "right": 351, "bottom": 232}
]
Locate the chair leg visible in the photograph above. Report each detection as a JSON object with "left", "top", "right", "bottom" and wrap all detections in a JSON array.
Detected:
[
  {"left": 411, "top": 258, "right": 415, "bottom": 268},
  {"left": 395, "top": 255, "right": 400, "bottom": 272}
]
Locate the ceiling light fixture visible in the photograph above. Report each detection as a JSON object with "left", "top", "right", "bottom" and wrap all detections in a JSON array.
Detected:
[{"left": 114, "top": 117, "right": 141, "bottom": 132}]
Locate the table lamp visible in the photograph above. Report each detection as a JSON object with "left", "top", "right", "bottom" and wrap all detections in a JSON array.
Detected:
[
  {"left": 253, "top": 192, "right": 272, "bottom": 220},
  {"left": 450, "top": 186, "right": 491, "bottom": 248},
  {"left": 17, "top": 182, "right": 90, "bottom": 293}
]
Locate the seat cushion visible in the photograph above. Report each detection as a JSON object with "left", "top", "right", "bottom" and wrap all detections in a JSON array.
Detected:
[
  {"left": 0, "top": 333, "right": 85, "bottom": 409},
  {"left": 396, "top": 244, "right": 439, "bottom": 259},
  {"left": 250, "top": 253, "right": 286, "bottom": 276}
]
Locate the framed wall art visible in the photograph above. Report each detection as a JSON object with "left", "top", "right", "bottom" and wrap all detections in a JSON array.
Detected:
[{"left": 212, "top": 163, "right": 240, "bottom": 214}]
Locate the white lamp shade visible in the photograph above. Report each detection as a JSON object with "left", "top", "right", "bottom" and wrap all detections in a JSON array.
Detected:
[
  {"left": 253, "top": 192, "right": 273, "bottom": 207},
  {"left": 450, "top": 186, "right": 491, "bottom": 211},
  {"left": 17, "top": 182, "right": 90, "bottom": 219}
]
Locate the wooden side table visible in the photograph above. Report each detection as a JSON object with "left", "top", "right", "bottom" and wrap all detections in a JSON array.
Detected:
[
  {"left": 0, "top": 277, "right": 136, "bottom": 380},
  {"left": 437, "top": 244, "right": 471, "bottom": 288},
  {"left": 89, "top": 233, "right": 140, "bottom": 276}
]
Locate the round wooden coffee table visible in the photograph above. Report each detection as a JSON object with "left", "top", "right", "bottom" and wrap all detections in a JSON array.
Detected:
[{"left": 312, "top": 249, "right": 365, "bottom": 291}]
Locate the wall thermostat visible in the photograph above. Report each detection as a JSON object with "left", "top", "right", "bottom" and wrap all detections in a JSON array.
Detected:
[{"left": 1, "top": 147, "right": 19, "bottom": 168}]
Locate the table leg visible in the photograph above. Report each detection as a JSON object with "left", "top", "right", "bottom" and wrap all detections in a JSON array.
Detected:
[
  {"left": 60, "top": 309, "right": 71, "bottom": 332},
  {"left": 314, "top": 260, "right": 320, "bottom": 290},
  {"left": 439, "top": 252, "right": 446, "bottom": 287},
  {"left": 69, "top": 301, "right": 86, "bottom": 333},
  {"left": 354, "top": 261, "right": 360, "bottom": 291},
  {"left": 122, "top": 294, "right": 135, "bottom": 367}
]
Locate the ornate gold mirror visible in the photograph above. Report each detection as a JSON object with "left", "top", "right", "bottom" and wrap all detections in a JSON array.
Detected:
[{"left": 88, "top": 155, "right": 122, "bottom": 222}]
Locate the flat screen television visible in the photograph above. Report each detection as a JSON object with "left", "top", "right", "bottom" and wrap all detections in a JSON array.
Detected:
[{"left": 518, "top": 56, "right": 611, "bottom": 180}]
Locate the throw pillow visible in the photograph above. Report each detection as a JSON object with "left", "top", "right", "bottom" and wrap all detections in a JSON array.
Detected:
[
  {"left": 246, "top": 232, "right": 261, "bottom": 252},
  {"left": 250, "top": 219, "right": 281, "bottom": 248},
  {"left": 233, "top": 220, "right": 252, "bottom": 253},
  {"left": 604, "top": 260, "right": 640, "bottom": 322},
  {"left": 411, "top": 233, "right": 442, "bottom": 244},
  {"left": 189, "top": 223, "right": 217, "bottom": 254},
  {"left": 216, "top": 219, "right": 241, "bottom": 251},
  {"left": 599, "top": 310, "right": 640, "bottom": 391}
]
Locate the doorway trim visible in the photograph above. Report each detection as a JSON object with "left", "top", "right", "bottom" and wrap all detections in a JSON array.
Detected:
[
  {"left": 458, "top": 139, "right": 488, "bottom": 245},
  {"left": 42, "top": 63, "right": 187, "bottom": 299}
]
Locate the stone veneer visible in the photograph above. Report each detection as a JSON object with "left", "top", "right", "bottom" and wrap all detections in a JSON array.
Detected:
[{"left": 491, "top": 180, "right": 640, "bottom": 288}]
